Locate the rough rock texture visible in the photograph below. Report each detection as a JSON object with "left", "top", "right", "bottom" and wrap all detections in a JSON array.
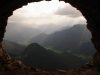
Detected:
[
  {"left": 0, "top": 66, "right": 100, "bottom": 75},
  {"left": 0, "top": 0, "right": 100, "bottom": 74}
]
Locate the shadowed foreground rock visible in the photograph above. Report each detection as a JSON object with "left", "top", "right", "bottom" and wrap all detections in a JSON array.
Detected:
[
  {"left": 0, "top": 67, "right": 100, "bottom": 75},
  {"left": 0, "top": 51, "right": 100, "bottom": 75}
]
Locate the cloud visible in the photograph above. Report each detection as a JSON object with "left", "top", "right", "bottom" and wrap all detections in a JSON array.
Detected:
[
  {"left": 8, "top": 14, "right": 86, "bottom": 35},
  {"left": 6, "top": 1, "right": 87, "bottom": 43},
  {"left": 4, "top": 22, "right": 43, "bottom": 45},
  {"left": 55, "top": 3, "right": 82, "bottom": 17},
  {"left": 8, "top": 13, "right": 86, "bottom": 30},
  {"left": 8, "top": 1, "right": 86, "bottom": 27}
]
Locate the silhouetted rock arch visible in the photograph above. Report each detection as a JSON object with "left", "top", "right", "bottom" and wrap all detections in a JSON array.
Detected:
[{"left": 0, "top": 0, "right": 100, "bottom": 70}]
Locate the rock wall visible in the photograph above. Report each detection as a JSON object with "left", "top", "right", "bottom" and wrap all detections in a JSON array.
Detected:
[{"left": 0, "top": 0, "right": 100, "bottom": 70}]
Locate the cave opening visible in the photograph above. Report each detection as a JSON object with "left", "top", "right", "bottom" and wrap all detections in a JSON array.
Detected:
[{"left": 2, "top": 0, "right": 96, "bottom": 70}]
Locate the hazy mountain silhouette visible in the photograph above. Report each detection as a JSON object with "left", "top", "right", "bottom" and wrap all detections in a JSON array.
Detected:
[
  {"left": 21, "top": 43, "right": 86, "bottom": 70},
  {"left": 40, "top": 24, "right": 95, "bottom": 57},
  {"left": 3, "top": 40, "right": 26, "bottom": 57},
  {"left": 4, "top": 24, "right": 42, "bottom": 45},
  {"left": 30, "top": 33, "right": 48, "bottom": 45},
  {"left": 77, "top": 42, "right": 96, "bottom": 56}
]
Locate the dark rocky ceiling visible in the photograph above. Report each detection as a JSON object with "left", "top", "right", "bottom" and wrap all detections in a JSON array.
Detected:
[{"left": 0, "top": 0, "right": 100, "bottom": 73}]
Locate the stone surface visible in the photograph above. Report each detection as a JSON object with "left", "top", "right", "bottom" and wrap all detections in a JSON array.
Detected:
[
  {"left": 0, "top": 0, "right": 100, "bottom": 74},
  {"left": 0, "top": 68, "right": 100, "bottom": 75}
]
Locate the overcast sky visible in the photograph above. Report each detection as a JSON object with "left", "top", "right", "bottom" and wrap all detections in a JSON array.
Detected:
[
  {"left": 4, "top": 0, "right": 88, "bottom": 45},
  {"left": 7, "top": 0, "right": 86, "bottom": 34}
]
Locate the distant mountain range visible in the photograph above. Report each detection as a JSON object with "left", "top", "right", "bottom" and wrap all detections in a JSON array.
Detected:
[
  {"left": 30, "top": 24, "right": 95, "bottom": 57},
  {"left": 42, "top": 24, "right": 91, "bottom": 50},
  {"left": 3, "top": 40, "right": 26, "bottom": 57},
  {"left": 3, "top": 24, "right": 96, "bottom": 70},
  {"left": 30, "top": 33, "right": 48, "bottom": 45},
  {"left": 4, "top": 24, "right": 42, "bottom": 45}
]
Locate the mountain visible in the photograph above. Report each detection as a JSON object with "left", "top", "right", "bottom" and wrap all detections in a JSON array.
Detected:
[
  {"left": 77, "top": 42, "right": 96, "bottom": 56},
  {"left": 30, "top": 33, "right": 48, "bottom": 45},
  {"left": 3, "top": 40, "right": 26, "bottom": 57},
  {"left": 42, "top": 24, "right": 95, "bottom": 57},
  {"left": 4, "top": 24, "right": 42, "bottom": 45},
  {"left": 21, "top": 43, "right": 86, "bottom": 70}
]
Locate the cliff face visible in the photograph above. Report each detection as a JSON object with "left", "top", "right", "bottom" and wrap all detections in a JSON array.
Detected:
[{"left": 0, "top": 0, "right": 100, "bottom": 74}]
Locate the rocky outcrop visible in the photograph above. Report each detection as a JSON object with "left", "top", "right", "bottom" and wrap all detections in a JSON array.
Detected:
[
  {"left": 0, "top": 43, "right": 28, "bottom": 71},
  {"left": 0, "top": 66, "right": 100, "bottom": 75},
  {"left": 0, "top": 43, "right": 11, "bottom": 64},
  {"left": 0, "top": 0, "right": 100, "bottom": 74}
]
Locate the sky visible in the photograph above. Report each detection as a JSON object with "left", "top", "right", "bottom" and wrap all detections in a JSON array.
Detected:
[
  {"left": 7, "top": 0, "right": 87, "bottom": 34},
  {"left": 4, "top": 0, "right": 87, "bottom": 45}
]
